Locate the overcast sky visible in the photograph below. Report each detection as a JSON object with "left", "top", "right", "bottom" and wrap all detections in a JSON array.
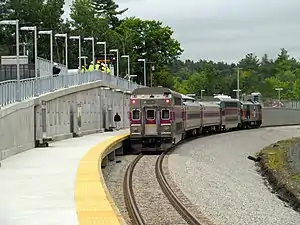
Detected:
[{"left": 64, "top": 0, "right": 300, "bottom": 63}]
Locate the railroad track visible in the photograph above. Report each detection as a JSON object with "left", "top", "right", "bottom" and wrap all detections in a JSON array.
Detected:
[
  {"left": 123, "top": 124, "right": 300, "bottom": 225},
  {"left": 123, "top": 151, "right": 202, "bottom": 225},
  {"left": 123, "top": 153, "right": 145, "bottom": 225}
]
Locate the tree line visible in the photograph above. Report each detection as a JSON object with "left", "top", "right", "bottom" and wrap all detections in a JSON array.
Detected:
[
  {"left": 0, "top": 1, "right": 299, "bottom": 100},
  {"left": 167, "top": 48, "right": 300, "bottom": 101}
]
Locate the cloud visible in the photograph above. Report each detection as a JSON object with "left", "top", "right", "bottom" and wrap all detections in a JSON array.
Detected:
[
  {"left": 63, "top": 0, "right": 300, "bottom": 62},
  {"left": 116, "top": 0, "right": 300, "bottom": 62}
]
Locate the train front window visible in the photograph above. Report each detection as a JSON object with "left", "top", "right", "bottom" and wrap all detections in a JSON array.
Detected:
[
  {"left": 161, "top": 109, "right": 170, "bottom": 120},
  {"left": 132, "top": 109, "right": 140, "bottom": 120},
  {"left": 146, "top": 109, "right": 155, "bottom": 120}
]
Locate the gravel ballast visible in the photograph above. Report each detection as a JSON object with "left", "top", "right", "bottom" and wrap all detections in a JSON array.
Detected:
[
  {"left": 103, "top": 155, "right": 189, "bottom": 224},
  {"left": 168, "top": 126, "right": 300, "bottom": 225},
  {"left": 132, "top": 155, "right": 188, "bottom": 225}
]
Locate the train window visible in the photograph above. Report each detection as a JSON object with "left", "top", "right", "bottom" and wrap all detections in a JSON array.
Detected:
[
  {"left": 161, "top": 109, "right": 170, "bottom": 120},
  {"left": 225, "top": 102, "right": 238, "bottom": 108},
  {"left": 132, "top": 109, "right": 140, "bottom": 120},
  {"left": 174, "top": 98, "right": 182, "bottom": 105},
  {"left": 146, "top": 109, "right": 155, "bottom": 120}
]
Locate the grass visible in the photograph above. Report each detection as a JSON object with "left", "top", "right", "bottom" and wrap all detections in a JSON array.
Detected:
[
  {"left": 261, "top": 139, "right": 296, "bottom": 172},
  {"left": 257, "top": 137, "right": 300, "bottom": 209}
]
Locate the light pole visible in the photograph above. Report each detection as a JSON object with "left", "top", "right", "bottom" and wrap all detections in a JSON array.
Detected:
[
  {"left": 38, "top": 30, "right": 53, "bottom": 70},
  {"left": 138, "top": 58, "right": 146, "bottom": 86},
  {"left": 0, "top": 20, "right": 20, "bottom": 101},
  {"left": 96, "top": 41, "right": 106, "bottom": 68},
  {"left": 110, "top": 49, "right": 119, "bottom": 77},
  {"left": 121, "top": 55, "right": 130, "bottom": 77},
  {"left": 84, "top": 37, "right": 95, "bottom": 67},
  {"left": 275, "top": 87, "right": 283, "bottom": 102},
  {"left": 55, "top": 33, "right": 68, "bottom": 70},
  {"left": 128, "top": 74, "right": 137, "bottom": 82},
  {"left": 78, "top": 56, "right": 88, "bottom": 67},
  {"left": 21, "top": 26, "right": 38, "bottom": 94},
  {"left": 70, "top": 36, "right": 81, "bottom": 69},
  {"left": 233, "top": 89, "right": 241, "bottom": 99},
  {"left": 200, "top": 90, "right": 205, "bottom": 99}
]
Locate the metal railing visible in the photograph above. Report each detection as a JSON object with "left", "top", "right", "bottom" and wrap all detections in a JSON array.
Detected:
[
  {"left": 0, "top": 71, "right": 143, "bottom": 108},
  {"left": 263, "top": 99, "right": 300, "bottom": 109},
  {"left": 37, "top": 57, "right": 67, "bottom": 77}
]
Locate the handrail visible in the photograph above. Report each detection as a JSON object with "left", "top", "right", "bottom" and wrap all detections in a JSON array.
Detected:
[{"left": 0, "top": 71, "right": 144, "bottom": 108}]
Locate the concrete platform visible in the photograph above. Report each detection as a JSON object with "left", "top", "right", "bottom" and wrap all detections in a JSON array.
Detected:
[{"left": 0, "top": 129, "right": 129, "bottom": 225}]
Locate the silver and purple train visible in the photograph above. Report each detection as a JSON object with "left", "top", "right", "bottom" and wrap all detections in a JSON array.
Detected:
[{"left": 129, "top": 87, "right": 262, "bottom": 152}]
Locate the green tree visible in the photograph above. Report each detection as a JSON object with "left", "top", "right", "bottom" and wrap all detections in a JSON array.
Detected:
[
  {"left": 115, "top": 17, "right": 183, "bottom": 84},
  {"left": 91, "top": 0, "right": 128, "bottom": 28},
  {"left": 169, "top": 49, "right": 300, "bottom": 100},
  {"left": 152, "top": 69, "right": 174, "bottom": 88},
  {"left": 117, "top": 17, "right": 183, "bottom": 65}
]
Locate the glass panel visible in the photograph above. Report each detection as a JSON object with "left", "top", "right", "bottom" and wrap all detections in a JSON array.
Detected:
[
  {"left": 146, "top": 109, "right": 155, "bottom": 120},
  {"left": 161, "top": 109, "right": 170, "bottom": 119},
  {"left": 132, "top": 109, "right": 140, "bottom": 120}
]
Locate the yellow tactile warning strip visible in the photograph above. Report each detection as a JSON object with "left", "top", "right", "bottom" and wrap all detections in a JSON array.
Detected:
[{"left": 75, "top": 134, "right": 129, "bottom": 225}]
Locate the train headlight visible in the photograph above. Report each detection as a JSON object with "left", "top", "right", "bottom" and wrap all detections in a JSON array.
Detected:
[
  {"left": 131, "top": 126, "right": 140, "bottom": 133},
  {"left": 162, "top": 125, "right": 171, "bottom": 132}
]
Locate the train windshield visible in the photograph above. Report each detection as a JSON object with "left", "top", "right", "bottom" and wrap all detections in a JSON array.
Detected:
[
  {"left": 146, "top": 109, "right": 155, "bottom": 120},
  {"left": 132, "top": 109, "right": 140, "bottom": 120},
  {"left": 161, "top": 109, "right": 170, "bottom": 119}
]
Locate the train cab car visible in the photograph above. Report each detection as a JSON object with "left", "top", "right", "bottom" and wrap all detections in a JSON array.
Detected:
[
  {"left": 199, "top": 101, "right": 221, "bottom": 133},
  {"left": 240, "top": 100, "right": 262, "bottom": 128},
  {"left": 129, "top": 87, "right": 183, "bottom": 152},
  {"left": 181, "top": 94, "right": 202, "bottom": 136},
  {"left": 214, "top": 95, "right": 241, "bottom": 130}
]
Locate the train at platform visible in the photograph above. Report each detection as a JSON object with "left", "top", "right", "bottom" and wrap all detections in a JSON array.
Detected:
[{"left": 129, "top": 87, "right": 262, "bottom": 152}]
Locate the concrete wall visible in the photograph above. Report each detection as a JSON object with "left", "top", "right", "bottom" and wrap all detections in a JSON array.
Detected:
[
  {"left": 0, "top": 80, "right": 131, "bottom": 160},
  {"left": 262, "top": 108, "right": 300, "bottom": 127},
  {"left": 0, "top": 101, "right": 35, "bottom": 159}
]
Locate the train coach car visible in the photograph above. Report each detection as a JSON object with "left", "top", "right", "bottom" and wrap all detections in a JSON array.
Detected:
[
  {"left": 182, "top": 94, "right": 202, "bottom": 137},
  {"left": 200, "top": 101, "right": 221, "bottom": 133},
  {"left": 214, "top": 95, "right": 241, "bottom": 130},
  {"left": 129, "top": 87, "right": 183, "bottom": 151},
  {"left": 240, "top": 100, "right": 262, "bottom": 128}
]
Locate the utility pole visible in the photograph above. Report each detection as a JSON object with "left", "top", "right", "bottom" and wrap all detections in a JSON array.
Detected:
[
  {"left": 200, "top": 89, "right": 205, "bottom": 99},
  {"left": 148, "top": 62, "right": 155, "bottom": 87},
  {"left": 275, "top": 87, "right": 283, "bottom": 102},
  {"left": 234, "top": 67, "right": 242, "bottom": 100}
]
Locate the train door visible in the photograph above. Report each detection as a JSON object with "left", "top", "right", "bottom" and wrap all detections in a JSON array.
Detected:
[
  {"left": 220, "top": 102, "right": 226, "bottom": 127},
  {"left": 142, "top": 107, "right": 158, "bottom": 135},
  {"left": 246, "top": 105, "right": 250, "bottom": 119}
]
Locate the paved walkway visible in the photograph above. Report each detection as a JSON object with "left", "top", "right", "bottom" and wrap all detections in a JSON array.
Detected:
[{"left": 0, "top": 130, "right": 128, "bottom": 225}]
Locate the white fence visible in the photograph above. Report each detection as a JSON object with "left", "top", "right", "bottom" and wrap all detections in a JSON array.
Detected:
[{"left": 0, "top": 71, "right": 143, "bottom": 107}]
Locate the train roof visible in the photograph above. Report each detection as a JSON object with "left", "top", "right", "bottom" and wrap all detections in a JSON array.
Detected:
[
  {"left": 241, "top": 99, "right": 262, "bottom": 105},
  {"left": 199, "top": 101, "right": 220, "bottom": 107},
  {"left": 132, "top": 87, "right": 182, "bottom": 98},
  {"left": 181, "top": 94, "right": 196, "bottom": 102},
  {"left": 251, "top": 92, "right": 261, "bottom": 96},
  {"left": 183, "top": 101, "right": 200, "bottom": 106},
  {"left": 240, "top": 101, "right": 254, "bottom": 105},
  {"left": 213, "top": 94, "right": 231, "bottom": 98},
  {"left": 214, "top": 96, "right": 240, "bottom": 102}
]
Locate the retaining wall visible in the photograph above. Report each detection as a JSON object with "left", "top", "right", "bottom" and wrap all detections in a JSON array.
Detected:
[
  {"left": 262, "top": 107, "right": 300, "bottom": 127},
  {"left": 0, "top": 80, "right": 131, "bottom": 160}
]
